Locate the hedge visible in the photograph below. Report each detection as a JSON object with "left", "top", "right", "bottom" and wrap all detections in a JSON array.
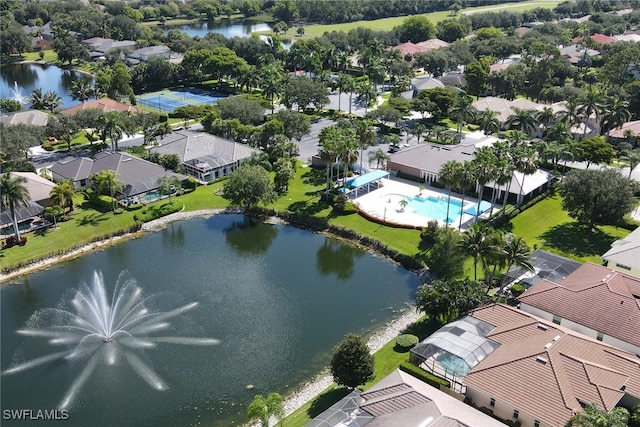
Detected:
[
  {"left": 133, "top": 202, "right": 182, "bottom": 222},
  {"left": 399, "top": 362, "right": 450, "bottom": 389}
]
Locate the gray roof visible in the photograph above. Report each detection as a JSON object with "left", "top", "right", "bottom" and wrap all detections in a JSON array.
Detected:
[
  {"left": 10, "top": 172, "right": 55, "bottom": 205},
  {"left": 411, "top": 77, "right": 445, "bottom": 92},
  {"left": 0, "top": 109, "right": 50, "bottom": 126},
  {"left": 438, "top": 74, "right": 467, "bottom": 87},
  {"left": 129, "top": 45, "right": 170, "bottom": 59},
  {"left": 50, "top": 152, "right": 185, "bottom": 197},
  {"left": 150, "top": 130, "right": 259, "bottom": 169},
  {"left": 602, "top": 226, "right": 640, "bottom": 270},
  {"left": 307, "top": 369, "right": 503, "bottom": 427},
  {"left": 505, "top": 249, "right": 582, "bottom": 288},
  {"left": 559, "top": 44, "right": 600, "bottom": 60},
  {"left": 389, "top": 141, "right": 478, "bottom": 175}
]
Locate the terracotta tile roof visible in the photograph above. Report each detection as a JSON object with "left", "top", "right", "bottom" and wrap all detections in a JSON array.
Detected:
[
  {"left": 61, "top": 98, "right": 141, "bottom": 116},
  {"left": 518, "top": 263, "right": 640, "bottom": 348},
  {"left": 464, "top": 304, "right": 640, "bottom": 427},
  {"left": 572, "top": 33, "right": 616, "bottom": 45},
  {"left": 608, "top": 120, "right": 640, "bottom": 138},
  {"left": 390, "top": 42, "right": 423, "bottom": 56}
]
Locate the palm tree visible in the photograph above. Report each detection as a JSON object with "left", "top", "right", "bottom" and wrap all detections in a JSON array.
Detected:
[
  {"left": 318, "top": 127, "right": 342, "bottom": 195},
  {"left": 505, "top": 108, "right": 539, "bottom": 137},
  {"left": 602, "top": 98, "right": 631, "bottom": 134},
  {"left": 455, "top": 161, "right": 477, "bottom": 230},
  {"left": 622, "top": 148, "right": 640, "bottom": 180},
  {"left": 353, "top": 119, "right": 376, "bottom": 169},
  {"left": 342, "top": 75, "right": 357, "bottom": 115},
  {"left": 478, "top": 110, "right": 500, "bottom": 135},
  {"left": 156, "top": 175, "right": 182, "bottom": 204},
  {"left": 459, "top": 223, "right": 494, "bottom": 281},
  {"left": 247, "top": 151, "right": 273, "bottom": 171},
  {"left": 49, "top": 180, "right": 76, "bottom": 214},
  {"left": 247, "top": 393, "right": 284, "bottom": 427},
  {"left": 472, "top": 146, "right": 497, "bottom": 222},
  {"left": 0, "top": 173, "right": 31, "bottom": 242},
  {"left": 578, "top": 87, "right": 605, "bottom": 138},
  {"left": 98, "top": 112, "right": 124, "bottom": 152},
  {"left": 91, "top": 169, "right": 123, "bottom": 212},
  {"left": 70, "top": 79, "right": 95, "bottom": 102},
  {"left": 29, "top": 88, "right": 46, "bottom": 110},
  {"left": 536, "top": 106, "right": 555, "bottom": 135},
  {"left": 438, "top": 160, "right": 459, "bottom": 228},
  {"left": 450, "top": 96, "right": 476, "bottom": 134},
  {"left": 559, "top": 98, "right": 581, "bottom": 133},
  {"left": 513, "top": 146, "right": 538, "bottom": 205},
  {"left": 493, "top": 157, "right": 515, "bottom": 217},
  {"left": 368, "top": 148, "right": 390, "bottom": 169},
  {"left": 410, "top": 123, "right": 427, "bottom": 144},
  {"left": 497, "top": 233, "right": 534, "bottom": 295},
  {"left": 566, "top": 403, "right": 629, "bottom": 427}
]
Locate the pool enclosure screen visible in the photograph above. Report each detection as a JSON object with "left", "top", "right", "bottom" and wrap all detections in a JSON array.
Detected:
[{"left": 410, "top": 316, "right": 499, "bottom": 377}]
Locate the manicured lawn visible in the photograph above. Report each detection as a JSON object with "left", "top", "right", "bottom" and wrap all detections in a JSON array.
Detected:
[
  {"left": 272, "top": 1, "right": 561, "bottom": 39},
  {"left": 506, "top": 192, "right": 631, "bottom": 264},
  {"left": 21, "top": 50, "right": 59, "bottom": 63}
]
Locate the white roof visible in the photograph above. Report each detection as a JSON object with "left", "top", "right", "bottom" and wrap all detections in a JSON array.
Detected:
[{"left": 602, "top": 226, "right": 640, "bottom": 270}]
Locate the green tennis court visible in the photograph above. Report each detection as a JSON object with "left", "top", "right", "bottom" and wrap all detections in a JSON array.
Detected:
[{"left": 137, "top": 88, "right": 226, "bottom": 113}]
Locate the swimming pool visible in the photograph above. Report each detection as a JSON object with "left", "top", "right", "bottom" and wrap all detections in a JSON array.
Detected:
[
  {"left": 436, "top": 353, "right": 469, "bottom": 377},
  {"left": 0, "top": 219, "right": 33, "bottom": 236},
  {"left": 144, "top": 191, "right": 160, "bottom": 202},
  {"left": 407, "top": 195, "right": 463, "bottom": 222}
]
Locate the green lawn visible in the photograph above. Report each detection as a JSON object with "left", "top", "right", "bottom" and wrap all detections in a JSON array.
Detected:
[
  {"left": 506, "top": 192, "right": 631, "bottom": 264},
  {"left": 284, "top": 316, "right": 438, "bottom": 427},
  {"left": 269, "top": 1, "right": 561, "bottom": 39}
]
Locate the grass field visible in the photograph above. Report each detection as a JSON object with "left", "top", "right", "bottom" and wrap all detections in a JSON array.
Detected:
[{"left": 266, "top": 0, "right": 562, "bottom": 39}]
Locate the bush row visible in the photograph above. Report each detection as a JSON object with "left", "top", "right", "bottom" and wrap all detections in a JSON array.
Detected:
[
  {"left": 133, "top": 203, "right": 182, "bottom": 222},
  {"left": 399, "top": 362, "right": 450, "bottom": 389}
]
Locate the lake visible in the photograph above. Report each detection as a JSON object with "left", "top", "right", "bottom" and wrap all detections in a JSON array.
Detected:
[
  {"left": 0, "top": 63, "right": 93, "bottom": 110},
  {"left": 0, "top": 215, "right": 419, "bottom": 426}
]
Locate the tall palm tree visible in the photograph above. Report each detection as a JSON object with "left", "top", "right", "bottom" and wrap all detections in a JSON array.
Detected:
[
  {"left": 602, "top": 98, "right": 631, "bottom": 134},
  {"left": 70, "top": 79, "right": 95, "bottom": 102},
  {"left": 450, "top": 96, "right": 476, "bottom": 134},
  {"left": 497, "top": 233, "right": 534, "bottom": 295},
  {"left": 410, "top": 122, "right": 427, "bottom": 144},
  {"left": 353, "top": 118, "right": 376, "bottom": 169},
  {"left": 505, "top": 108, "right": 539, "bottom": 137},
  {"left": 455, "top": 161, "right": 477, "bottom": 230},
  {"left": 438, "top": 160, "right": 460, "bottom": 228},
  {"left": 578, "top": 87, "right": 605, "bottom": 138},
  {"left": 368, "top": 149, "right": 390, "bottom": 169},
  {"left": 459, "top": 223, "right": 495, "bottom": 281},
  {"left": 98, "top": 112, "right": 124, "bottom": 152},
  {"left": 156, "top": 175, "right": 182, "bottom": 204},
  {"left": 622, "top": 148, "right": 640, "bottom": 180},
  {"left": 0, "top": 173, "right": 31, "bottom": 242},
  {"left": 318, "top": 127, "right": 341, "bottom": 195},
  {"left": 91, "top": 169, "right": 123, "bottom": 212},
  {"left": 559, "top": 98, "right": 581, "bottom": 133},
  {"left": 566, "top": 403, "right": 629, "bottom": 427},
  {"left": 513, "top": 146, "right": 538, "bottom": 205},
  {"left": 342, "top": 75, "right": 357, "bottom": 115},
  {"left": 493, "top": 157, "right": 515, "bottom": 217},
  {"left": 29, "top": 88, "right": 46, "bottom": 110},
  {"left": 49, "top": 180, "right": 76, "bottom": 214},
  {"left": 472, "top": 146, "right": 497, "bottom": 222},
  {"left": 536, "top": 106, "right": 555, "bottom": 135},
  {"left": 478, "top": 110, "right": 500, "bottom": 135}
]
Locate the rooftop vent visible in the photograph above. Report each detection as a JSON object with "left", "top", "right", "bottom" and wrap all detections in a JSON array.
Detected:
[
  {"left": 537, "top": 324, "right": 548, "bottom": 331},
  {"left": 544, "top": 343, "right": 552, "bottom": 349},
  {"left": 553, "top": 335, "right": 561, "bottom": 341},
  {"left": 536, "top": 356, "right": 548, "bottom": 364}
]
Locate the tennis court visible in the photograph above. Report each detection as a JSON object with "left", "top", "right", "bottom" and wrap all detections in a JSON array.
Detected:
[{"left": 138, "top": 88, "right": 226, "bottom": 113}]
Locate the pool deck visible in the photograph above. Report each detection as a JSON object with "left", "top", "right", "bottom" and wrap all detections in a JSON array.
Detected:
[{"left": 351, "top": 178, "right": 495, "bottom": 230}]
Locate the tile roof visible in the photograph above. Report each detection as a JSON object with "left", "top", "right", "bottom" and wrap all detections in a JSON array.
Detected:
[
  {"left": 518, "top": 263, "right": 640, "bottom": 348},
  {"left": 0, "top": 109, "right": 50, "bottom": 126},
  {"left": 61, "top": 98, "right": 141, "bottom": 116},
  {"left": 572, "top": 33, "right": 616, "bottom": 45},
  {"left": 49, "top": 157, "right": 94, "bottom": 182},
  {"left": 465, "top": 303, "right": 640, "bottom": 427},
  {"left": 10, "top": 172, "right": 55, "bottom": 205},
  {"left": 608, "top": 120, "right": 640, "bottom": 138},
  {"left": 602, "top": 227, "right": 640, "bottom": 270},
  {"left": 150, "top": 130, "right": 259, "bottom": 167},
  {"left": 307, "top": 369, "right": 503, "bottom": 427}
]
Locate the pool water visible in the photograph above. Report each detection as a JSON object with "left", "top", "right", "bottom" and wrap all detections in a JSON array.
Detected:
[
  {"left": 144, "top": 191, "right": 160, "bottom": 202},
  {"left": 0, "top": 219, "right": 33, "bottom": 236},
  {"left": 407, "top": 195, "right": 463, "bottom": 222},
  {"left": 436, "top": 353, "right": 469, "bottom": 376}
]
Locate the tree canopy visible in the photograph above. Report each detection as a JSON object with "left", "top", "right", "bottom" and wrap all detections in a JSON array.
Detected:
[
  {"left": 560, "top": 169, "right": 635, "bottom": 229},
  {"left": 330, "top": 333, "right": 374, "bottom": 389},
  {"left": 416, "top": 278, "right": 486, "bottom": 323},
  {"left": 222, "top": 165, "right": 277, "bottom": 209}
]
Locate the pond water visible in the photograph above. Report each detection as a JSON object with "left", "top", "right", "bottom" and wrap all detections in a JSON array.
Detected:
[
  {"left": 1, "top": 215, "right": 419, "bottom": 427},
  {"left": 163, "top": 20, "right": 272, "bottom": 38},
  {"left": 0, "top": 63, "right": 93, "bottom": 110}
]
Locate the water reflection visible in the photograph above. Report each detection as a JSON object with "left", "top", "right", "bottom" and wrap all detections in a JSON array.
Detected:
[
  {"left": 161, "top": 222, "right": 185, "bottom": 248},
  {"left": 316, "top": 239, "right": 364, "bottom": 280},
  {"left": 224, "top": 218, "right": 278, "bottom": 255}
]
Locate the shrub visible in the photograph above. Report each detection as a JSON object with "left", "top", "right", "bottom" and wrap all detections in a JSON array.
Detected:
[
  {"left": 395, "top": 334, "right": 419, "bottom": 350},
  {"left": 2, "top": 236, "right": 27, "bottom": 248},
  {"left": 510, "top": 283, "right": 525, "bottom": 297},
  {"left": 396, "top": 171, "right": 425, "bottom": 183},
  {"left": 114, "top": 208, "right": 124, "bottom": 215},
  {"left": 399, "top": 362, "right": 450, "bottom": 388},
  {"left": 420, "top": 220, "right": 440, "bottom": 244},
  {"left": 133, "top": 202, "right": 182, "bottom": 222}
]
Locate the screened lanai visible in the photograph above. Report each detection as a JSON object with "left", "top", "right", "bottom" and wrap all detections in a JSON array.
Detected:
[{"left": 410, "top": 316, "right": 499, "bottom": 391}]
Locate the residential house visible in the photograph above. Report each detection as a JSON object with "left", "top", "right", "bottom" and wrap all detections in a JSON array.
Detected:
[
  {"left": 613, "top": 33, "right": 640, "bottom": 43},
  {"left": 389, "top": 38, "right": 450, "bottom": 59},
  {"left": 462, "top": 303, "right": 640, "bottom": 427},
  {"left": 127, "top": 45, "right": 171, "bottom": 65},
  {"left": 49, "top": 152, "right": 184, "bottom": 202},
  {"left": 602, "top": 227, "right": 640, "bottom": 277},
  {"left": 0, "top": 172, "right": 55, "bottom": 230},
  {"left": 83, "top": 37, "right": 136, "bottom": 60},
  {"left": 388, "top": 131, "right": 555, "bottom": 204},
  {"left": 148, "top": 130, "right": 259, "bottom": 183},
  {"left": 572, "top": 33, "right": 617, "bottom": 45},
  {"left": 61, "top": 98, "right": 142, "bottom": 116},
  {"left": 607, "top": 119, "right": 640, "bottom": 141},
  {"left": 559, "top": 44, "right": 600, "bottom": 65},
  {"left": 0, "top": 109, "right": 50, "bottom": 126},
  {"left": 518, "top": 262, "right": 640, "bottom": 355},
  {"left": 307, "top": 369, "right": 504, "bottom": 427}
]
